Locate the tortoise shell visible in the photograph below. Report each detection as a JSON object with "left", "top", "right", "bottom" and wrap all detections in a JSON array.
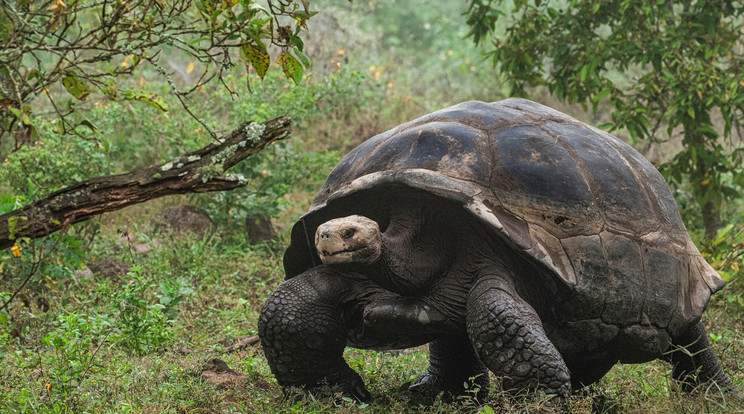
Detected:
[{"left": 283, "top": 98, "right": 723, "bottom": 337}]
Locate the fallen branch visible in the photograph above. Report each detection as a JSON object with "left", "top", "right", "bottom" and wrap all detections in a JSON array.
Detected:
[
  {"left": 0, "top": 116, "right": 291, "bottom": 250},
  {"left": 224, "top": 335, "right": 261, "bottom": 353}
]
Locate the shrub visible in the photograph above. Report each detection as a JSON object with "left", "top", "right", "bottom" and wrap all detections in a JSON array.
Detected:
[{"left": 113, "top": 266, "right": 194, "bottom": 355}]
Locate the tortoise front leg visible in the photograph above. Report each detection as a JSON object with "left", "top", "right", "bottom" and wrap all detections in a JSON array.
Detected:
[
  {"left": 258, "top": 267, "right": 371, "bottom": 401},
  {"left": 466, "top": 274, "right": 571, "bottom": 396}
]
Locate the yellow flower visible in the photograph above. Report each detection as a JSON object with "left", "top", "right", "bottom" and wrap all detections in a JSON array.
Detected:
[
  {"left": 11, "top": 245, "right": 21, "bottom": 257},
  {"left": 369, "top": 65, "right": 376, "bottom": 71},
  {"left": 337, "top": 50, "right": 344, "bottom": 56}
]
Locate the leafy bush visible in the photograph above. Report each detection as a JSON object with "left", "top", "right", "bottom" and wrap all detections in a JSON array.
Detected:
[
  {"left": 194, "top": 140, "right": 339, "bottom": 230},
  {"left": 38, "top": 311, "right": 112, "bottom": 397},
  {"left": 703, "top": 225, "right": 744, "bottom": 313},
  {"left": 112, "top": 266, "right": 194, "bottom": 355},
  {"left": 0, "top": 122, "right": 112, "bottom": 199},
  {"left": 673, "top": 171, "right": 744, "bottom": 315}
]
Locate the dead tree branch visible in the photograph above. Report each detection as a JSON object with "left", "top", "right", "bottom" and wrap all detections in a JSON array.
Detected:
[{"left": 0, "top": 115, "right": 291, "bottom": 250}]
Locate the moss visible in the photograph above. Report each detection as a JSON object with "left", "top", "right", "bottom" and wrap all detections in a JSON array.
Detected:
[
  {"left": 244, "top": 123, "right": 266, "bottom": 145},
  {"left": 201, "top": 163, "right": 224, "bottom": 183}
]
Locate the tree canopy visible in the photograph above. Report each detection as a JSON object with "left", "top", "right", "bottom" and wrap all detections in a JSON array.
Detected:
[
  {"left": 0, "top": 0, "right": 314, "bottom": 147},
  {"left": 466, "top": 0, "right": 744, "bottom": 239}
]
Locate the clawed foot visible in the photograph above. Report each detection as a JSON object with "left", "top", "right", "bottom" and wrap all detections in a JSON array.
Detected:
[
  {"left": 408, "top": 368, "right": 489, "bottom": 403},
  {"left": 283, "top": 368, "right": 372, "bottom": 403}
]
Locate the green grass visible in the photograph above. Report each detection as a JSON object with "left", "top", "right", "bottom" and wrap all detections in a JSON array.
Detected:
[{"left": 1, "top": 220, "right": 742, "bottom": 413}]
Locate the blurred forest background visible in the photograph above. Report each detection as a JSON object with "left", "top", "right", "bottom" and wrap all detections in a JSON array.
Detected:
[{"left": 0, "top": 1, "right": 742, "bottom": 412}]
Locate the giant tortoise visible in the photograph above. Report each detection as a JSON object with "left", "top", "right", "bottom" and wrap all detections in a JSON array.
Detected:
[{"left": 258, "top": 98, "right": 734, "bottom": 401}]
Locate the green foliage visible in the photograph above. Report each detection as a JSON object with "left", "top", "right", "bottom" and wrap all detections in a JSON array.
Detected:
[
  {"left": 0, "top": 0, "right": 315, "bottom": 149},
  {"left": 196, "top": 143, "right": 338, "bottom": 232},
  {"left": 700, "top": 224, "right": 744, "bottom": 313},
  {"left": 0, "top": 121, "right": 112, "bottom": 199},
  {"left": 112, "top": 266, "right": 194, "bottom": 355},
  {"left": 465, "top": 0, "right": 744, "bottom": 239},
  {"left": 320, "top": 0, "right": 505, "bottom": 107},
  {"left": 38, "top": 311, "right": 111, "bottom": 398}
]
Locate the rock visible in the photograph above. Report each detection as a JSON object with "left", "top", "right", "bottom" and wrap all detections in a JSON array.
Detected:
[
  {"left": 245, "top": 215, "right": 276, "bottom": 243},
  {"left": 74, "top": 266, "right": 94, "bottom": 279},
  {"left": 158, "top": 205, "right": 213, "bottom": 237}
]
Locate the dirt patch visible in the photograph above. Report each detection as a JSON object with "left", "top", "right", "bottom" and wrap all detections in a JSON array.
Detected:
[
  {"left": 200, "top": 358, "right": 248, "bottom": 390},
  {"left": 88, "top": 258, "right": 131, "bottom": 279},
  {"left": 199, "top": 358, "right": 275, "bottom": 393}
]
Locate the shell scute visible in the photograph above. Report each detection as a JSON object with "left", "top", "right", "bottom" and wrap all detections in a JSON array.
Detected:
[
  {"left": 488, "top": 124, "right": 599, "bottom": 236},
  {"left": 597, "top": 232, "right": 645, "bottom": 325}
]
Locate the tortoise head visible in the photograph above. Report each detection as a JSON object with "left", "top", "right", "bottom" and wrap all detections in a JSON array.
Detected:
[{"left": 315, "top": 215, "right": 381, "bottom": 265}]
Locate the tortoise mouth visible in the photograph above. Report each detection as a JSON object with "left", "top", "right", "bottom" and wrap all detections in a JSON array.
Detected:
[
  {"left": 318, "top": 242, "right": 381, "bottom": 265},
  {"left": 321, "top": 245, "right": 365, "bottom": 257}
]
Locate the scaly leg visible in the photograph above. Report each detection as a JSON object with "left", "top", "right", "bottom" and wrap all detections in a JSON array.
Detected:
[
  {"left": 258, "top": 267, "right": 371, "bottom": 401},
  {"left": 466, "top": 275, "right": 571, "bottom": 396}
]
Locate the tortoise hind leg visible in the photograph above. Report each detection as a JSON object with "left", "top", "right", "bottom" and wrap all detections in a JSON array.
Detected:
[
  {"left": 258, "top": 268, "right": 371, "bottom": 401},
  {"left": 409, "top": 335, "right": 490, "bottom": 401},
  {"left": 663, "top": 321, "right": 737, "bottom": 395},
  {"left": 466, "top": 275, "right": 571, "bottom": 396}
]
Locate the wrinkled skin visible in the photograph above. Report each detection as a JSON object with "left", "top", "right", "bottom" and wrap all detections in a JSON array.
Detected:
[{"left": 258, "top": 194, "right": 735, "bottom": 401}]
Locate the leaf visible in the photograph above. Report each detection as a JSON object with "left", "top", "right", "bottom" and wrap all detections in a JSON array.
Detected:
[
  {"left": 592, "top": 86, "right": 611, "bottom": 103},
  {"left": 102, "top": 78, "right": 117, "bottom": 98},
  {"left": 240, "top": 44, "right": 270, "bottom": 79},
  {"left": 77, "top": 119, "right": 98, "bottom": 134},
  {"left": 62, "top": 72, "right": 90, "bottom": 101},
  {"left": 276, "top": 50, "right": 303, "bottom": 85},
  {"left": 291, "top": 34, "right": 304, "bottom": 52},
  {"left": 186, "top": 62, "right": 195, "bottom": 74},
  {"left": 294, "top": 49, "right": 311, "bottom": 68},
  {"left": 481, "top": 405, "right": 496, "bottom": 414},
  {"left": 713, "top": 224, "right": 734, "bottom": 246},
  {"left": 121, "top": 90, "right": 169, "bottom": 111}
]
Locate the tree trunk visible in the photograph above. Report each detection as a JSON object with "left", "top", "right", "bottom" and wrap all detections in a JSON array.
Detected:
[
  {"left": 702, "top": 198, "right": 721, "bottom": 240},
  {"left": 0, "top": 116, "right": 291, "bottom": 251}
]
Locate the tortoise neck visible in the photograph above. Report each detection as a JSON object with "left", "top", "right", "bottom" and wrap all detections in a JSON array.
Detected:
[{"left": 359, "top": 204, "right": 455, "bottom": 295}]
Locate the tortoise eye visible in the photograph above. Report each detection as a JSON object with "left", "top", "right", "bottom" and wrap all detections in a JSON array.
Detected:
[{"left": 342, "top": 228, "right": 356, "bottom": 239}]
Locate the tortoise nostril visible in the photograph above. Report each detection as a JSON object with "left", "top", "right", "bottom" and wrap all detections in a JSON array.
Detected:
[
  {"left": 342, "top": 228, "right": 356, "bottom": 239},
  {"left": 321, "top": 231, "right": 331, "bottom": 239}
]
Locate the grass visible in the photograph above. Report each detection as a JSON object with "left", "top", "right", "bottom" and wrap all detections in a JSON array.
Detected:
[{"left": 1, "top": 212, "right": 742, "bottom": 413}]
